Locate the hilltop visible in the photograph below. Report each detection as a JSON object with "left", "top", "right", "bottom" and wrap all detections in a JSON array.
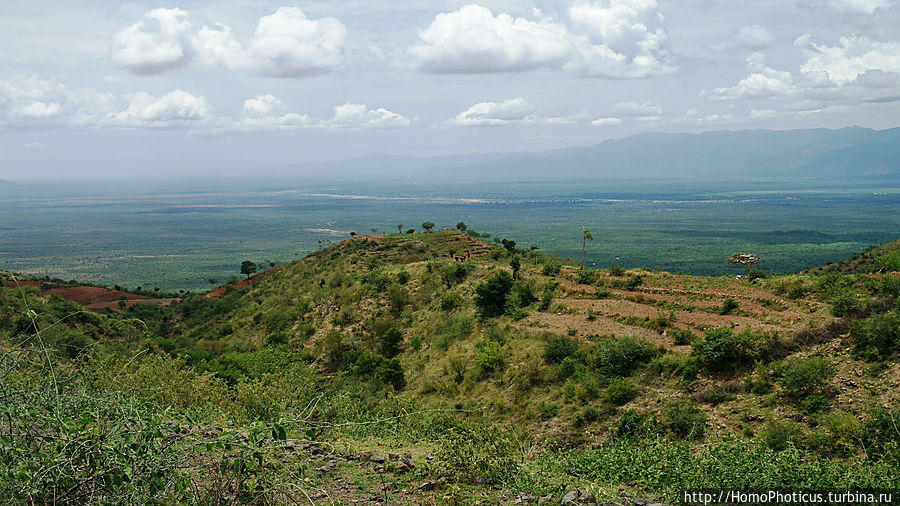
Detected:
[
  {"left": 807, "top": 237, "right": 900, "bottom": 275},
  {"left": 1, "top": 230, "right": 899, "bottom": 504}
]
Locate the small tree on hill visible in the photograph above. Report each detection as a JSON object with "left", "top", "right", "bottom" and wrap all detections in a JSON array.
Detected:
[
  {"left": 581, "top": 226, "right": 593, "bottom": 270},
  {"left": 240, "top": 260, "right": 257, "bottom": 279},
  {"left": 422, "top": 221, "right": 435, "bottom": 232},
  {"left": 727, "top": 253, "right": 760, "bottom": 276},
  {"left": 397, "top": 224, "right": 403, "bottom": 234},
  {"left": 510, "top": 255, "right": 521, "bottom": 280},
  {"left": 475, "top": 271, "right": 514, "bottom": 317},
  {"left": 456, "top": 221, "right": 467, "bottom": 232}
]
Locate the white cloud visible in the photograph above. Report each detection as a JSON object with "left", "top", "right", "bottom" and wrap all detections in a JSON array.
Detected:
[
  {"left": 0, "top": 75, "right": 116, "bottom": 127},
  {"left": 110, "top": 8, "right": 194, "bottom": 75},
  {"left": 568, "top": 0, "right": 672, "bottom": 77},
  {"left": 750, "top": 108, "right": 777, "bottom": 119},
  {"left": 409, "top": 5, "right": 572, "bottom": 73},
  {"left": 243, "top": 94, "right": 283, "bottom": 117},
  {"left": 409, "top": 3, "right": 672, "bottom": 77},
  {"left": 106, "top": 90, "right": 211, "bottom": 127},
  {"left": 705, "top": 66, "right": 795, "bottom": 100},
  {"left": 613, "top": 101, "right": 663, "bottom": 116},
  {"left": 736, "top": 25, "right": 775, "bottom": 50},
  {"left": 24, "top": 141, "right": 42, "bottom": 149},
  {"left": 213, "top": 96, "right": 410, "bottom": 133},
  {"left": 796, "top": 34, "right": 900, "bottom": 85},
  {"left": 825, "top": 0, "right": 893, "bottom": 13},
  {"left": 114, "top": 7, "right": 346, "bottom": 78},
  {"left": 445, "top": 97, "right": 537, "bottom": 126},
  {"left": 324, "top": 103, "right": 412, "bottom": 129},
  {"left": 246, "top": 7, "right": 346, "bottom": 78},
  {"left": 591, "top": 117, "right": 622, "bottom": 126}
]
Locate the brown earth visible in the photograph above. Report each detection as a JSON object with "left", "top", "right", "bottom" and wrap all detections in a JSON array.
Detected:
[{"left": 3, "top": 280, "right": 176, "bottom": 311}]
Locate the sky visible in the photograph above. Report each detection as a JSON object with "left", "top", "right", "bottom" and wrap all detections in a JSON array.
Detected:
[{"left": 1, "top": 0, "right": 899, "bottom": 179}]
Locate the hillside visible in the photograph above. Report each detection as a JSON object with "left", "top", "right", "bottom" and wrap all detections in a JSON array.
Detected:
[
  {"left": 808, "top": 238, "right": 900, "bottom": 275},
  {"left": 2, "top": 231, "right": 899, "bottom": 504}
]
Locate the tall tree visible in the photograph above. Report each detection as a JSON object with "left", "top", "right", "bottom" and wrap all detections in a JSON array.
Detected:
[
  {"left": 581, "top": 226, "right": 594, "bottom": 269},
  {"left": 422, "top": 221, "right": 435, "bottom": 232},
  {"left": 726, "top": 253, "right": 760, "bottom": 275},
  {"left": 240, "top": 260, "right": 257, "bottom": 279}
]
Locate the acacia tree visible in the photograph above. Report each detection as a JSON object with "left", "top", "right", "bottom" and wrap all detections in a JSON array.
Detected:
[
  {"left": 422, "top": 222, "right": 435, "bottom": 232},
  {"left": 240, "top": 260, "right": 257, "bottom": 279},
  {"left": 581, "top": 226, "right": 593, "bottom": 270},
  {"left": 726, "top": 253, "right": 760, "bottom": 275}
]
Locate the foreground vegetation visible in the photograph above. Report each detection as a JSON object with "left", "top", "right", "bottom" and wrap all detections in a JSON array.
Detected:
[{"left": 2, "top": 230, "right": 899, "bottom": 503}]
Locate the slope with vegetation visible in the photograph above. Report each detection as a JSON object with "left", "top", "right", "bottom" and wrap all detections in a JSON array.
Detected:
[{"left": 1, "top": 231, "right": 899, "bottom": 504}]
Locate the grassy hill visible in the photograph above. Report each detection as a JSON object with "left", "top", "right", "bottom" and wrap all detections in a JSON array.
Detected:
[
  {"left": 807, "top": 238, "right": 900, "bottom": 275},
  {"left": 2, "top": 231, "right": 899, "bottom": 504}
]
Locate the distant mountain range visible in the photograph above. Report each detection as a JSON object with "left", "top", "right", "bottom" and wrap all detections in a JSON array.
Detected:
[{"left": 426, "top": 126, "right": 900, "bottom": 182}]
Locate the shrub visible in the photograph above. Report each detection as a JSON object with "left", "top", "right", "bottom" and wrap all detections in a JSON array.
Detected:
[
  {"left": 830, "top": 291, "right": 862, "bottom": 318},
  {"left": 617, "top": 409, "right": 657, "bottom": 438},
  {"left": 603, "top": 378, "right": 637, "bottom": 406},
  {"left": 609, "top": 265, "right": 626, "bottom": 276},
  {"left": 691, "top": 328, "right": 756, "bottom": 372},
  {"left": 862, "top": 408, "right": 900, "bottom": 460},
  {"left": 747, "top": 269, "right": 767, "bottom": 281},
  {"left": 474, "top": 339, "right": 506, "bottom": 374},
  {"left": 577, "top": 269, "right": 598, "bottom": 285},
  {"left": 475, "top": 271, "right": 514, "bottom": 317},
  {"left": 594, "top": 336, "right": 655, "bottom": 377},
  {"left": 440, "top": 291, "right": 463, "bottom": 311},
  {"left": 849, "top": 311, "right": 900, "bottom": 360},
  {"left": 822, "top": 412, "right": 862, "bottom": 456},
  {"left": 542, "top": 262, "right": 561, "bottom": 277},
  {"left": 397, "top": 270, "right": 411, "bottom": 284},
  {"left": 440, "top": 263, "right": 471, "bottom": 288},
  {"left": 434, "top": 423, "right": 518, "bottom": 484},
  {"left": 718, "top": 297, "right": 739, "bottom": 315},
  {"left": 779, "top": 356, "right": 835, "bottom": 398},
  {"left": 544, "top": 336, "right": 578, "bottom": 364},
  {"left": 761, "top": 421, "right": 802, "bottom": 451},
  {"left": 669, "top": 327, "right": 695, "bottom": 346},
  {"left": 661, "top": 400, "right": 708, "bottom": 440},
  {"left": 626, "top": 275, "right": 643, "bottom": 290}
]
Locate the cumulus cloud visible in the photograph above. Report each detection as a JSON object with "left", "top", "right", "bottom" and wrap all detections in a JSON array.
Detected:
[
  {"left": 409, "top": 3, "right": 672, "bottom": 78},
  {"left": 213, "top": 95, "right": 410, "bottom": 133},
  {"left": 590, "top": 117, "right": 622, "bottom": 126},
  {"left": 568, "top": 0, "right": 672, "bottom": 77},
  {"left": 113, "top": 7, "right": 346, "bottom": 77},
  {"left": 825, "top": 0, "right": 893, "bottom": 13},
  {"left": 736, "top": 25, "right": 775, "bottom": 50},
  {"left": 324, "top": 103, "right": 412, "bottom": 129},
  {"left": 444, "top": 97, "right": 538, "bottom": 126},
  {"left": 106, "top": 90, "right": 211, "bottom": 127},
  {"left": 246, "top": 7, "right": 346, "bottom": 77},
  {"left": 409, "top": 5, "right": 571, "bottom": 73},
  {"left": 0, "top": 75, "right": 117, "bottom": 128},
  {"left": 796, "top": 34, "right": 900, "bottom": 85},
  {"left": 111, "top": 8, "right": 194, "bottom": 75},
  {"left": 704, "top": 53, "right": 795, "bottom": 100},
  {"left": 750, "top": 108, "right": 777, "bottom": 119},
  {"left": 613, "top": 101, "right": 663, "bottom": 116}
]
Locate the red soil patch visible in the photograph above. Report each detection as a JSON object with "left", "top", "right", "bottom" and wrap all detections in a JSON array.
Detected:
[
  {"left": 206, "top": 264, "right": 289, "bottom": 299},
  {"left": 3, "top": 280, "right": 174, "bottom": 312}
]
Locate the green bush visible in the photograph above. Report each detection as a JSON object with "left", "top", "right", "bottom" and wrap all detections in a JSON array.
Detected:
[
  {"left": 661, "top": 400, "right": 708, "bottom": 440},
  {"left": 544, "top": 336, "right": 578, "bottom": 364},
  {"left": 475, "top": 271, "right": 514, "bottom": 317},
  {"left": 862, "top": 408, "right": 900, "bottom": 461},
  {"left": 830, "top": 291, "right": 862, "bottom": 318},
  {"left": 617, "top": 409, "right": 657, "bottom": 438},
  {"left": 474, "top": 339, "right": 506, "bottom": 374},
  {"left": 594, "top": 336, "right": 655, "bottom": 377},
  {"left": 779, "top": 356, "right": 835, "bottom": 398},
  {"left": 691, "top": 328, "right": 756, "bottom": 372},
  {"left": 542, "top": 262, "right": 561, "bottom": 277},
  {"left": 669, "top": 327, "right": 695, "bottom": 346},
  {"left": 434, "top": 423, "right": 518, "bottom": 484},
  {"left": 761, "top": 421, "right": 802, "bottom": 451},
  {"left": 440, "top": 291, "right": 463, "bottom": 311},
  {"left": 849, "top": 310, "right": 900, "bottom": 360},
  {"left": 609, "top": 265, "right": 626, "bottom": 276},
  {"left": 397, "top": 270, "right": 411, "bottom": 284},
  {"left": 718, "top": 297, "right": 739, "bottom": 315},
  {"left": 603, "top": 378, "right": 637, "bottom": 406}
]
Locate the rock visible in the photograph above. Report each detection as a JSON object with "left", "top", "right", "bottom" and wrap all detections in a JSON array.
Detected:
[
  {"left": 388, "top": 453, "right": 399, "bottom": 461},
  {"left": 425, "top": 453, "right": 435, "bottom": 461},
  {"left": 538, "top": 494, "right": 553, "bottom": 504},
  {"left": 633, "top": 499, "right": 650, "bottom": 505},
  {"left": 359, "top": 451, "right": 372, "bottom": 462},
  {"left": 396, "top": 462, "right": 410, "bottom": 472},
  {"left": 316, "top": 463, "right": 335, "bottom": 473},
  {"left": 418, "top": 480, "right": 439, "bottom": 491},
  {"left": 561, "top": 490, "right": 578, "bottom": 504},
  {"left": 402, "top": 458, "right": 416, "bottom": 469},
  {"left": 578, "top": 488, "right": 597, "bottom": 503},
  {"left": 371, "top": 454, "right": 387, "bottom": 464}
]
